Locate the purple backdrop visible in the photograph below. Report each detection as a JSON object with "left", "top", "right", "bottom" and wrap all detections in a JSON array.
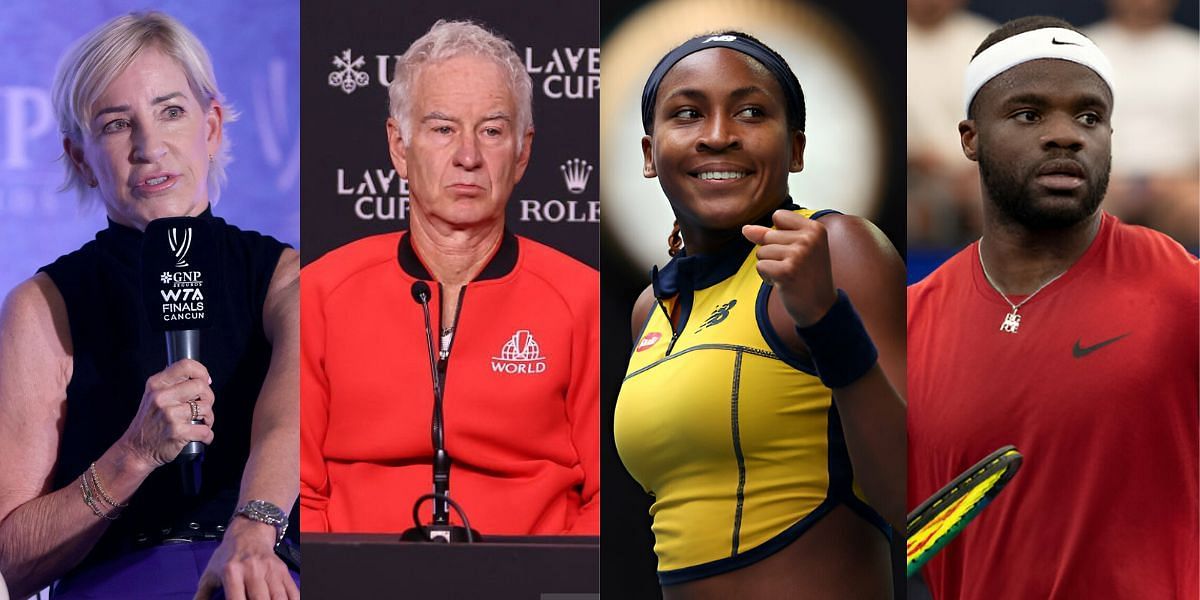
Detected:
[{"left": 0, "top": 0, "right": 299, "bottom": 298}]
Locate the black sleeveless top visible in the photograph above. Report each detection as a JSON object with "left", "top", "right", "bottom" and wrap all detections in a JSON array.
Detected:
[{"left": 39, "top": 209, "right": 287, "bottom": 568}]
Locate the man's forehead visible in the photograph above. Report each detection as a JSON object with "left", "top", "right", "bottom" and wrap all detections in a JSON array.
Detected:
[
  {"left": 415, "top": 95, "right": 515, "bottom": 120},
  {"left": 977, "top": 59, "right": 1112, "bottom": 111}
]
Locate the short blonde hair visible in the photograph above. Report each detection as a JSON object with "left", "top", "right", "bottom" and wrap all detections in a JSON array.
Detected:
[
  {"left": 388, "top": 20, "right": 533, "bottom": 151},
  {"left": 51, "top": 11, "right": 237, "bottom": 203}
]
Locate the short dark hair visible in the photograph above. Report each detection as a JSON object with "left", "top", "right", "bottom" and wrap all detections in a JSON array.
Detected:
[{"left": 968, "top": 16, "right": 1083, "bottom": 117}]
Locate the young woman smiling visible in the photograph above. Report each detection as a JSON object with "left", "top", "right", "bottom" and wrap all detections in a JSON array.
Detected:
[{"left": 614, "top": 32, "right": 906, "bottom": 599}]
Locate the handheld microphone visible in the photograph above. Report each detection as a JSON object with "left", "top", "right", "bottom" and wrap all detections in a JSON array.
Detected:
[
  {"left": 400, "top": 281, "right": 479, "bottom": 543},
  {"left": 141, "top": 217, "right": 219, "bottom": 496}
]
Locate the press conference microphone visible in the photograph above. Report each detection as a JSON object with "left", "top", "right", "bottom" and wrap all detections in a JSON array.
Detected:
[
  {"left": 400, "top": 281, "right": 479, "bottom": 543},
  {"left": 141, "top": 217, "right": 218, "bottom": 496}
]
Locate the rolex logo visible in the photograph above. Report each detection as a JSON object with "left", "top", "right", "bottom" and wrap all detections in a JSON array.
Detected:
[
  {"left": 168, "top": 227, "right": 193, "bottom": 268},
  {"left": 328, "top": 49, "right": 369, "bottom": 94},
  {"left": 560, "top": 158, "right": 593, "bottom": 194}
]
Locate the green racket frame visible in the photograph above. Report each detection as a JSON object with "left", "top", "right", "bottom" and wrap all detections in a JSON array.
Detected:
[{"left": 907, "top": 445, "right": 1023, "bottom": 577}]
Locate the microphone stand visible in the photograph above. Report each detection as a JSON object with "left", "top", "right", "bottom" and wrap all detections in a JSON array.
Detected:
[{"left": 401, "top": 282, "right": 479, "bottom": 543}]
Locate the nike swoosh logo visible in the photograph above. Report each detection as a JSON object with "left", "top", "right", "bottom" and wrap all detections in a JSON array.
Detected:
[
  {"left": 1051, "top": 38, "right": 1081, "bottom": 46},
  {"left": 1072, "top": 333, "right": 1130, "bottom": 358}
]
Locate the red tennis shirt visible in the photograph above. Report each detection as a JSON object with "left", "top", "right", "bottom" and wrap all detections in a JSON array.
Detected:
[{"left": 908, "top": 213, "right": 1198, "bottom": 599}]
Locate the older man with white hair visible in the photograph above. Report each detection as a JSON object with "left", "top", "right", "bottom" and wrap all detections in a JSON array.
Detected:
[{"left": 300, "top": 20, "right": 600, "bottom": 537}]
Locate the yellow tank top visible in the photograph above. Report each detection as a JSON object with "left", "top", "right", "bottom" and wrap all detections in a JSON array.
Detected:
[{"left": 613, "top": 208, "right": 888, "bottom": 584}]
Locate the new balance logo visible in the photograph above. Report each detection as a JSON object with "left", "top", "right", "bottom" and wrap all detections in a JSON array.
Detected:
[
  {"left": 491, "top": 329, "right": 547, "bottom": 374},
  {"left": 695, "top": 299, "right": 737, "bottom": 333},
  {"left": 702, "top": 35, "right": 737, "bottom": 43},
  {"left": 560, "top": 158, "right": 593, "bottom": 194}
]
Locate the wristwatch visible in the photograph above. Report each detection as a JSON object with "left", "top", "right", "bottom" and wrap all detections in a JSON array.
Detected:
[{"left": 233, "top": 500, "right": 289, "bottom": 545}]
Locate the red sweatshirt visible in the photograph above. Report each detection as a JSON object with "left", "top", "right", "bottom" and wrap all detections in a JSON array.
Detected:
[{"left": 301, "top": 231, "right": 599, "bottom": 534}]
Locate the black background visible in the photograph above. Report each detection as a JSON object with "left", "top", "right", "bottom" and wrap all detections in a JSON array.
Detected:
[{"left": 300, "top": 0, "right": 599, "bottom": 268}]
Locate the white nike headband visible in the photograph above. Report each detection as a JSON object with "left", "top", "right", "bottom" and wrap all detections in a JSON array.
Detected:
[{"left": 963, "top": 27, "right": 1115, "bottom": 117}]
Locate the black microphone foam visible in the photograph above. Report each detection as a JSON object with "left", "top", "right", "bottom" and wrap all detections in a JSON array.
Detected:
[
  {"left": 141, "top": 217, "right": 219, "bottom": 332},
  {"left": 411, "top": 280, "right": 431, "bottom": 304}
]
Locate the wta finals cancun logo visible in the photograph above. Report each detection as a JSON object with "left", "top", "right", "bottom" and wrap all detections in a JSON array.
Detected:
[
  {"left": 158, "top": 227, "right": 205, "bottom": 322},
  {"left": 491, "top": 329, "right": 547, "bottom": 374},
  {"left": 161, "top": 226, "right": 195, "bottom": 284},
  {"left": 169, "top": 227, "right": 192, "bottom": 268}
]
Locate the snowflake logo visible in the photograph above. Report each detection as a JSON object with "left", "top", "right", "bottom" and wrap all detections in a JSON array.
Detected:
[
  {"left": 160, "top": 272, "right": 173, "bottom": 284},
  {"left": 328, "top": 49, "right": 369, "bottom": 94}
]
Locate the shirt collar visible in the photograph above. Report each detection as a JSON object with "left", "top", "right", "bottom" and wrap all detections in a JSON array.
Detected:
[{"left": 396, "top": 229, "right": 519, "bottom": 282}]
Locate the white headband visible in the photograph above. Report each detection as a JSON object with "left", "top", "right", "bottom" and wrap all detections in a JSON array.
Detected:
[{"left": 963, "top": 27, "right": 1115, "bottom": 117}]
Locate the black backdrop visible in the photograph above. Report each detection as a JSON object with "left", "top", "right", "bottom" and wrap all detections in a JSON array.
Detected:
[
  {"left": 300, "top": 0, "right": 599, "bottom": 268},
  {"left": 599, "top": 1, "right": 908, "bottom": 598}
]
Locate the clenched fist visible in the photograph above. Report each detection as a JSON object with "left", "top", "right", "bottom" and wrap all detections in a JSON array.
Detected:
[{"left": 742, "top": 210, "right": 837, "bottom": 328}]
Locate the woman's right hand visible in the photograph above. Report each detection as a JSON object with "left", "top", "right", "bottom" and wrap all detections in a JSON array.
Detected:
[{"left": 116, "top": 359, "right": 216, "bottom": 472}]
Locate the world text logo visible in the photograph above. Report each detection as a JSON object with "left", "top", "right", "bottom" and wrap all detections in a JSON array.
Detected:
[{"left": 491, "top": 329, "right": 547, "bottom": 374}]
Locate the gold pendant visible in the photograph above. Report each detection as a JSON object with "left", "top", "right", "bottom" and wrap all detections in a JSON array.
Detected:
[{"left": 1000, "top": 310, "right": 1021, "bottom": 334}]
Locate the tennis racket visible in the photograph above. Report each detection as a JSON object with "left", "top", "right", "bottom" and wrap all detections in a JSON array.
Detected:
[{"left": 907, "top": 445, "right": 1023, "bottom": 577}]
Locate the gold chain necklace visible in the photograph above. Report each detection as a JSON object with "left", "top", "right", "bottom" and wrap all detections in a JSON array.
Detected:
[{"left": 977, "top": 239, "right": 1068, "bottom": 334}]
